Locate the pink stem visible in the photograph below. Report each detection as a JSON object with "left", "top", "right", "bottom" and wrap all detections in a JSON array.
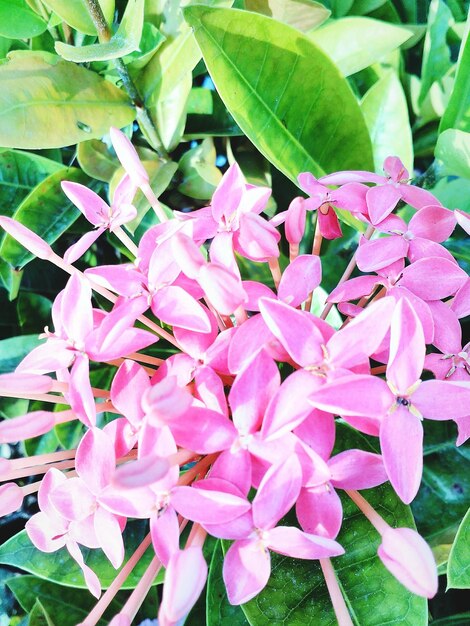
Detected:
[
  {"left": 320, "top": 558, "right": 354, "bottom": 626},
  {"left": 345, "top": 490, "right": 389, "bottom": 535},
  {"left": 80, "top": 534, "right": 153, "bottom": 626},
  {"left": 268, "top": 257, "right": 282, "bottom": 289}
]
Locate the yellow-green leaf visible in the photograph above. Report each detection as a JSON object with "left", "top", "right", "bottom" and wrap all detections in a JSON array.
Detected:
[{"left": 0, "top": 51, "right": 135, "bottom": 149}]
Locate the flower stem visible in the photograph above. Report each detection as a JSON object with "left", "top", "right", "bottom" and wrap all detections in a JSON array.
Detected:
[
  {"left": 80, "top": 534, "right": 153, "bottom": 626},
  {"left": 82, "top": 0, "right": 169, "bottom": 159},
  {"left": 320, "top": 558, "right": 354, "bottom": 626},
  {"left": 345, "top": 490, "right": 389, "bottom": 535}
]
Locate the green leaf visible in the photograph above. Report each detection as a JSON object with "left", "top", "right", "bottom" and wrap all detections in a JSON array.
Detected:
[
  {"left": 77, "top": 139, "right": 121, "bottom": 182},
  {"left": 0, "top": 522, "right": 161, "bottom": 591},
  {"left": 308, "top": 17, "right": 412, "bottom": 76},
  {"left": 412, "top": 421, "right": 470, "bottom": 546},
  {"left": 440, "top": 10, "right": 470, "bottom": 132},
  {"left": 184, "top": 6, "right": 373, "bottom": 183},
  {"left": 17, "top": 294, "right": 52, "bottom": 332},
  {"left": 178, "top": 137, "right": 222, "bottom": 199},
  {"left": 155, "top": 72, "right": 192, "bottom": 152},
  {"left": 6, "top": 575, "right": 122, "bottom": 626},
  {"left": 185, "top": 87, "right": 242, "bottom": 138},
  {"left": 0, "top": 51, "right": 135, "bottom": 149},
  {"left": 244, "top": 0, "right": 331, "bottom": 32},
  {"left": 207, "top": 541, "right": 250, "bottom": 626},
  {"left": 28, "top": 599, "right": 55, "bottom": 626},
  {"left": 447, "top": 507, "right": 470, "bottom": 589},
  {"left": 0, "top": 335, "right": 41, "bottom": 374},
  {"left": 361, "top": 70, "right": 413, "bottom": 173},
  {"left": 137, "top": 22, "right": 201, "bottom": 105},
  {"left": 349, "top": 0, "right": 388, "bottom": 15},
  {"left": 0, "top": 0, "right": 47, "bottom": 39},
  {"left": 222, "top": 423, "right": 426, "bottom": 626},
  {"left": 125, "top": 22, "right": 166, "bottom": 71},
  {"left": 40, "top": 0, "right": 115, "bottom": 36},
  {"left": 419, "top": 0, "right": 454, "bottom": 106},
  {"left": 0, "top": 168, "right": 92, "bottom": 268},
  {"left": 435, "top": 129, "right": 470, "bottom": 178},
  {"left": 0, "top": 150, "right": 63, "bottom": 215},
  {"left": 55, "top": 0, "right": 145, "bottom": 62}
]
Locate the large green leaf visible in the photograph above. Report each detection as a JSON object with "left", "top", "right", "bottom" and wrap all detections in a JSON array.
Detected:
[
  {"left": 419, "top": 0, "right": 454, "bottom": 106},
  {"left": 308, "top": 17, "right": 412, "bottom": 76},
  {"left": 447, "top": 507, "right": 470, "bottom": 589},
  {"left": 55, "top": 0, "right": 144, "bottom": 62},
  {"left": 0, "top": 150, "right": 63, "bottom": 215},
  {"left": 0, "top": 334, "right": 41, "bottom": 374},
  {"left": 245, "top": 0, "right": 331, "bottom": 32},
  {"left": 440, "top": 9, "right": 470, "bottom": 133},
  {"left": 7, "top": 576, "right": 122, "bottom": 626},
  {"left": 361, "top": 70, "right": 413, "bottom": 172},
  {"left": 0, "top": 168, "right": 97, "bottom": 268},
  {"left": 41, "top": 0, "right": 115, "bottom": 36},
  {"left": 0, "top": 0, "right": 47, "bottom": 39},
  {"left": 137, "top": 22, "right": 201, "bottom": 105},
  {"left": 0, "top": 51, "right": 135, "bottom": 149},
  {"left": 184, "top": 6, "right": 373, "bottom": 183},
  {"left": 77, "top": 139, "right": 121, "bottom": 182},
  {"left": 412, "top": 422, "right": 470, "bottom": 547},
  {"left": 185, "top": 87, "right": 242, "bottom": 138},
  {"left": 28, "top": 599, "right": 56, "bottom": 626},
  {"left": 0, "top": 522, "right": 161, "bottom": 590},
  {"left": 435, "top": 129, "right": 470, "bottom": 178}
]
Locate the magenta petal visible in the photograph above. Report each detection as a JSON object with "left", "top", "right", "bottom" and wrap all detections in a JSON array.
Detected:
[
  {"left": 262, "top": 369, "right": 321, "bottom": 440},
  {"left": 366, "top": 185, "right": 401, "bottom": 225},
  {"left": 229, "top": 349, "right": 280, "bottom": 434},
  {"left": 76, "top": 427, "right": 115, "bottom": 493},
  {"left": 112, "top": 456, "right": 170, "bottom": 488},
  {"left": 0, "top": 483, "right": 23, "bottom": 516},
  {"left": 150, "top": 507, "right": 180, "bottom": 567},
  {"left": 64, "top": 228, "right": 104, "bottom": 264},
  {"left": 452, "top": 278, "right": 470, "bottom": 319},
  {"left": 223, "top": 539, "right": 271, "bottom": 605},
  {"left": 328, "top": 275, "right": 379, "bottom": 303},
  {"left": 259, "top": 298, "right": 324, "bottom": 366},
  {"left": 171, "top": 485, "right": 250, "bottom": 524},
  {"left": 236, "top": 212, "right": 280, "bottom": 260},
  {"left": 277, "top": 254, "right": 322, "bottom": 306},
  {"left": 310, "top": 374, "right": 392, "bottom": 418},
  {"left": 153, "top": 285, "right": 211, "bottom": 333},
  {"left": 0, "top": 216, "right": 52, "bottom": 260},
  {"left": 356, "top": 236, "right": 407, "bottom": 272},
  {"left": 110, "top": 360, "right": 149, "bottom": 427},
  {"left": 327, "top": 297, "right": 395, "bottom": 369},
  {"left": 110, "top": 127, "right": 149, "bottom": 187},
  {"left": 409, "top": 205, "right": 456, "bottom": 242},
  {"left": 66, "top": 540, "right": 101, "bottom": 599},
  {"left": 198, "top": 263, "right": 247, "bottom": 315},
  {"left": 378, "top": 527, "right": 438, "bottom": 598},
  {"left": 329, "top": 450, "right": 387, "bottom": 489},
  {"left": 169, "top": 405, "right": 237, "bottom": 453},
  {"left": 296, "top": 486, "right": 343, "bottom": 539},
  {"left": 26, "top": 511, "right": 67, "bottom": 552},
  {"left": 400, "top": 184, "right": 441, "bottom": 209},
  {"left": 94, "top": 506, "right": 124, "bottom": 569},
  {"left": 380, "top": 407, "right": 423, "bottom": 504},
  {"left": 387, "top": 298, "right": 425, "bottom": 393},
  {"left": 268, "top": 526, "right": 344, "bottom": 559},
  {"left": 0, "top": 410, "right": 55, "bottom": 444},
  {"left": 69, "top": 356, "right": 96, "bottom": 427},
  {"left": 400, "top": 257, "right": 467, "bottom": 300},
  {"left": 160, "top": 547, "right": 207, "bottom": 623},
  {"left": 211, "top": 163, "right": 245, "bottom": 223},
  {"left": 50, "top": 478, "right": 95, "bottom": 521},
  {"left": 61, "top": 181, "right": 108, "bottom": 225},
  {"left": 252, "top": 455, "right": 302, "bottom": 529},
  {"left": 211, "top": 450, "right": 252, "bottom": 496},
  {"left": 413, "top": 380, "right": 470, "bottom": 419}
]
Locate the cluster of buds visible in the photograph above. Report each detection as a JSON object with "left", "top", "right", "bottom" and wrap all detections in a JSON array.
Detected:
[{"left": 0, "top": 128, "right": 469, "bottom": 625}]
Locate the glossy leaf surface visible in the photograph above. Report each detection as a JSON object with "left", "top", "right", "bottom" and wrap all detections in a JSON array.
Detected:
[{"left": 184, "top": 6, "right": 373, "bottom": 182}]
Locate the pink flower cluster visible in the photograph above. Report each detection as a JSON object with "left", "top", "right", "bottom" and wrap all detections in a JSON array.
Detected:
[{"left": 1, "top": 129, "right": 469, "bottom": 625}]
